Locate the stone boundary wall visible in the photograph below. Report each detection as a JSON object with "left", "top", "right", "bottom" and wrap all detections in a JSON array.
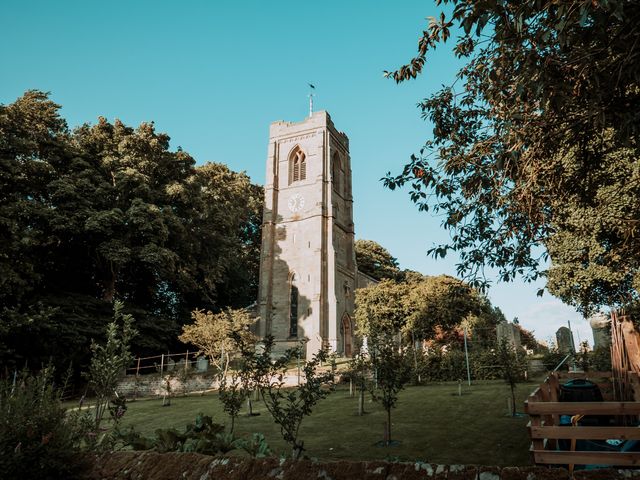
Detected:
[
  {"left": 117, "top": 371, "right": 305, "bottom": 398},
  {"left": 84, "top": 451, "right": 640, "bottom": 480},
  {"left": 116, "top": 372, "right": 219, "bottom": 398}
]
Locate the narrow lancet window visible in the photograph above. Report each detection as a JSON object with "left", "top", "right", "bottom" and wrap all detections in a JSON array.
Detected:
[
  {"left": 332, "top": 152, "right": 341, "bottom": 193},
  {"left": 289, "top": 274, "right": 298, "bottom": 337}
]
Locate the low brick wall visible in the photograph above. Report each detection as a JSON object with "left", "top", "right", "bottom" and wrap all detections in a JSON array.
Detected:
[{"left": 83, "top": 452, "right": 640, "bottom": 479}]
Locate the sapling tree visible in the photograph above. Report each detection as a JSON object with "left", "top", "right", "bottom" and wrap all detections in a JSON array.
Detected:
[
  {"left": 218, "top": 372, "right": 244, "bottom": 434},
  {"left": 495, "top": 339, "right": 526, "bottom": 417},
  {"left": 217, "top": 325, "right": 261, "bottom": 429},
  {"left": 347, "top": 353, "right": 371, "bottom": 416},
  {"left": 369, "top": 336, "right": 412, "bottom": 445},
  {"left": 235, "top": 335, "right": 334, "bottom": 460},
  {"left": 85, "top": 300, "right": 137, "bottom": 429}
]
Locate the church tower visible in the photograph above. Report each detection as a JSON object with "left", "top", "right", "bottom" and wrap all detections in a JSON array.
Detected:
[{"left": 257, "top": 111, "right": 356, "bottom": 358}]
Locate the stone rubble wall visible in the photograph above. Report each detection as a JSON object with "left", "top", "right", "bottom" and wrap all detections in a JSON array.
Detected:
[
  {"left": 84, "top": 451, "right": 640, "bottom": 480},
  {"left": 116, "top": 372, "right": 218, "bottom": 398},
  {"left": 116, "top": 371, "right": 305, "bottom": 398}
]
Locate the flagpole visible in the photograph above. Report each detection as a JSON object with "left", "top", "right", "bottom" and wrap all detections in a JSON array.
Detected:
[{"left": 308, "top": 83, "right": 315, "bottom": 117}]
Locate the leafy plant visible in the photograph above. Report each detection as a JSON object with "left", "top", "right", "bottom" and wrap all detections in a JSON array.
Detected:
[
  {"left": 590, "top": 344, "right": 612, "bottom": 372},
  {"left": 0, "top": 367, "right": 90, "bottom": 479},
  {"left": 116, "top": 413, "right": 234, "bottom": 455},
  {"left": 84, "top": 300, "right": 137, "bottom": 430},
  {"left": 237, "top": 433, "right": 272, "bottom": 458},
  {"left": 542, "top": 348, "right": 569, "bottom": 372}
]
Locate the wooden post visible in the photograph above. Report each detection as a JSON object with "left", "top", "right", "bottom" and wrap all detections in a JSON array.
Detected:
[
  {"left": 136, "top": 357, "right": 141, "bottom": 377},
  {"left": 160, "top": 354, "right": 164, "bottom": 377},
  {"left": 464, "top": 326, "right": 471, "bottom": 386},
  {"left": 185, "top": 350, "right": 189, "bottom": 373}
]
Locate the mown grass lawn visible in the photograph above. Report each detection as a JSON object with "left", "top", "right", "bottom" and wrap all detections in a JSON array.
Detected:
[{"left": 117, "top": 379, "right": 537, "bottom": 466}]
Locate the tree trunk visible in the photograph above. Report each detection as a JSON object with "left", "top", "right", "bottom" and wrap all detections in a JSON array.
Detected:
[
  {"left": 510, "top": 384, "right": 517, "bottom": 416},
  {"left": 411, "top": 331, "right": 420, "bottom": 384},
  {"left": 386, "top": 408, "right": 392, "bottom": 444},
  {"left": 247, "top": 396, "right": 253, "bottom": 415},
  {"left": 102, "top": 274, "right": 116, "bottom": 302},
  {"left": 358, "top": 388, "right": 365, "bottom": 416},
  {"left": 292, "top": 440, "right": 304, "bottom": 461}
]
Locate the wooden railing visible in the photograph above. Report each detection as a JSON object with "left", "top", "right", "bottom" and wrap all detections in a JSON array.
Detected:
[
  {"left": 525, "top": 371, "right": 640, "bottom": 467},
  {"left": 125, "top": 351, "right": 203, "bottom": 376}
]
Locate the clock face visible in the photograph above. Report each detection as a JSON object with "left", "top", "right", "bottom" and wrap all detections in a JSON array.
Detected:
[{"left": 288, "top": 193, "right": 305, "bottom": 213}]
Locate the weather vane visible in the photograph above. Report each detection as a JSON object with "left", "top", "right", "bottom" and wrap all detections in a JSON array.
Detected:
[{"left": 308, "top": 83, "right": 315, "bottom": 117}]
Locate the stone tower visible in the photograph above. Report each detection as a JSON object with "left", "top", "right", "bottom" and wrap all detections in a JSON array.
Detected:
[{"left": 256, "top": 111, "right": 356, "bottom": 358}]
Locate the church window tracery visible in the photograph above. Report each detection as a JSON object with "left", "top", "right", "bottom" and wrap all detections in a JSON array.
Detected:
[{"left": 289, "top": 147, "right": 306, "bottom": 184}]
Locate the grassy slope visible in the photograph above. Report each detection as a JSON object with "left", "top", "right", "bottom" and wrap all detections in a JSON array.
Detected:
[{"left": 118, "top": 380, "right": 535, "bottom": 466}]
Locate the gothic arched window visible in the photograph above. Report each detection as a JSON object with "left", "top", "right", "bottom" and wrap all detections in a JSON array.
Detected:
[
  {"left": 289, "top": 147, "right": 306, "bottom": 184},
  {"left": 332, "top": 152, "right": 341, "bottom": 193},
  {"left": 289, "top": 273, "right": 298, "bottom": 337}
]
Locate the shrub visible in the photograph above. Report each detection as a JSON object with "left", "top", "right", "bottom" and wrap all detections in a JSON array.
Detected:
[
  {"left": 542, "top": 348, "right": 569, "bottom": 372},
  {"left": 413, "top": 346, "right": 530, "bottom": 382},
  {"left": 116, "top": 413, "right": 238, "bottom": 455},
  {"left": 85, "top": 300, "right": 136, "bottom": 430},
  {"left": 0, "top": 368, "right": 88, "bottom": 480}
]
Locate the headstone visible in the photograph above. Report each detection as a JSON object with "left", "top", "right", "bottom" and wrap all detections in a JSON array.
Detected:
[
  {"left": 496, "top": 322, "right": 521, "bottom": 349},
  {"left": 196, "top": 356, "right": 209, "bottom": 373},
  {"left": 165, "top": 358, "right": 176, "bottom": 372},
  {"left": 176, "top": 358, "right": 188, "bottom": 372},
  {"left": 589, "top": 312, "right": 611, "bottom": 348},
  {"left": 556, "top": 326, "right": 575, "bottom": 354}
]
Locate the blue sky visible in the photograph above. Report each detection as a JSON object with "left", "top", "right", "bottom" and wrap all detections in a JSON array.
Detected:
[{"left": 1, "top": 0, "right": 592, "bottom": 346}]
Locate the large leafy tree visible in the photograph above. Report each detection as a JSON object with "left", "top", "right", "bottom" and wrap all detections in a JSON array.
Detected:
[
  {"left": 0, "top": 91, "right": 78, "bottom": 367},
  {"left": 354, "top": 275, "right": 481, "bottom": 343},
  {"left": 0, "top": 91, "right": 263, "bottom": 370},
  {"left": 403, "top": 274, "right": 482, "bottom": 341},
  {"left": 354, "top": 279, "right": 409, "bottom": 338},
  {"left": 190, "top": 163, "right": 263, "bottom": 310},
  {"left": 383, "top": 1, "right": 640, "bottom": 313},
  {"left": 355, "top": 239, "right": 401, "bottom": 281}
]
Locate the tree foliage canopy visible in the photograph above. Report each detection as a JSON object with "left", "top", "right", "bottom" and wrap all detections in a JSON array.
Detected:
[
  {"left": 355, "top": 239, "right": 401, "bottom": 281},
  {"left": 383, "top": 1, "right": 640, "bottom": 313},
  {"left": 179, "top": 308, "right": 256, "bottom": 376},
  {"left": 0, "top": 91, "right": 263, "bottom": 371},
  {"left": 354, "top": 275, "right": 482, "bottom": 342}
]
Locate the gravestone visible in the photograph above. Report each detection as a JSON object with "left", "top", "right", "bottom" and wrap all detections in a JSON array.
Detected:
[
  {"left": 496, "top": 322, "right": 521, "bottom": 350},
  {"left": 196, "top": 356, "right": 209, "bottom": 373},
  {"left": 165, "top": 358, "right": 176, "bottom": 372},
  {"left": 556, "top": 326, "right": 575, "bottom": 354},
  {"left": 589, "top": 312, "right": 611, "bottom": 348}
]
